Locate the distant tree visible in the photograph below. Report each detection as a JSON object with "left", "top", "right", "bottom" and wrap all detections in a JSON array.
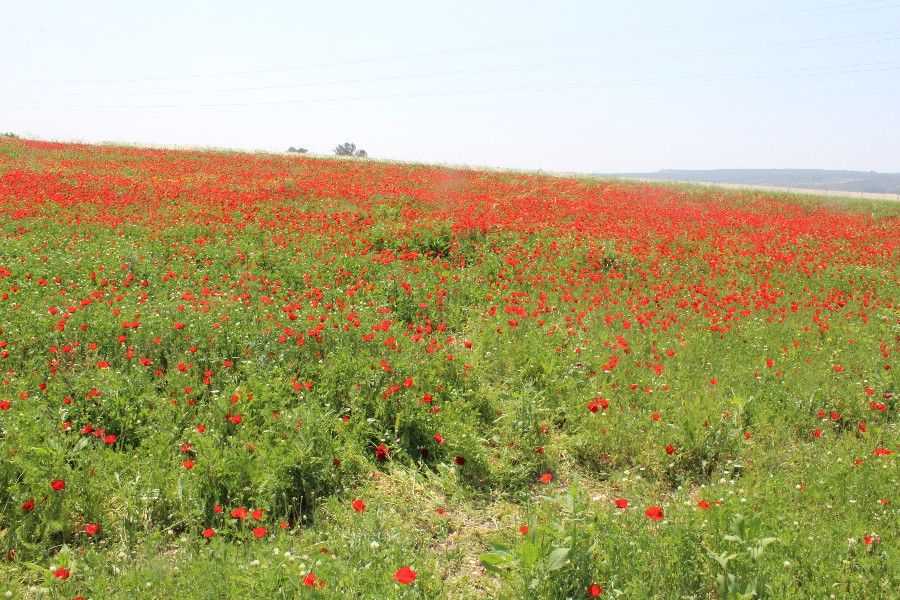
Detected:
[
  {"left": 0, "top": 132, "right": 20, "bottom": 139},
  {"left": 287, "top": 146, "right": 307, "bottom": 153},
  {"left": 334, "top": 142, "right": 356, "bottom": 156},
  {"left": 355, "top": 149, "right": 367, "bottom": 157}
]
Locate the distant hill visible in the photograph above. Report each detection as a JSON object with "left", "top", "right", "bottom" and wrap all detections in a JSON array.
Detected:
[{"left": 602, "top": 169, "right": 900, "bottom": 195}]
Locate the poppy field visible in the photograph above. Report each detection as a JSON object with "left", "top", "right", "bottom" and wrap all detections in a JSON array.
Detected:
[{"left": 0, "top": 137, "right": 897, "bottom": 598}]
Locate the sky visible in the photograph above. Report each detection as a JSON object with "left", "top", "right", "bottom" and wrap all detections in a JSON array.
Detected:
[{"left": 2, "top": 0, "right": 900, "bottom": 174}]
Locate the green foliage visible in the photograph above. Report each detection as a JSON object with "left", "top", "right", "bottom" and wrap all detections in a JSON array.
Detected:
[
  {"left": 481, "top": 481, "right": 599, "bottom": 598},
  {"left": 706, "top": 513, "right": 778, "bottom": 599},
  {"left": 333, "top": 142, "right": 356, "bottom": 156}
]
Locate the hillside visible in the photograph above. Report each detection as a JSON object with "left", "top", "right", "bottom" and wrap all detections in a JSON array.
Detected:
[
  {"left": 604, "top": 169, "right": 900, "bottom": 194},
  {"left": 0, "top": 138, "right": 898, "bottom": 599}
]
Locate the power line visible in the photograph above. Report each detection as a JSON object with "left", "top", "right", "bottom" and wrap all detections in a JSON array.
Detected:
[
  {"left": 5, "top": 89, "right": 899, "bottom": 116},
  {"left": 2, "top": 0, "right": 898, "bottom": 85},
  {"left": 2, "top": 30, "right": 898, "bottom": 97},
  {"left": 4, "top": 60, "right": 898, "bottom": 110}
]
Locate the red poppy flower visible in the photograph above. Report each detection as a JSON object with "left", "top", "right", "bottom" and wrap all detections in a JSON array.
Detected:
[
  {"left": 698, "top": 500, "right": 710, "bottom": 509},
  {"left": 665, "top": 445, "right": 675, "bottom": 455},
  {"left": 252, "top": 526, "right": 267, "bottom": 538},
  {"left": 873, "top": 447, "right": 893, "bottom": 456},
  {"left": 614, "top": 498, "right": 629, "bottom": 509},
  {"left": 375, "top": 444, "right": 388, "bottom": 461},
  {"left": 182, "top": 459, "right": 195, "bottom": 469},
  {"left": 202, "top": 528, "right": 215, "bottom": 539},
  {"left": 85, "top": 523, "right": 99, "bottom": 535},
  {"left": 393, "top": 566, "right": 417, "bottom": 584},
  {"left": 352, "top": 499, "right": 366, "bottom": 512},
  {"left": 519, "top": 525, "right": 529, "bottom": 534},
  {"left": 53, "top": 567, "right": 70, "bottom": 579},
  {"left": 303, "top": 572, "right": 321, "bottom": 587},
  {"left": 103, "top": 434, "right": 117, "bottom": 444},
  {"left": 22, "top": 499, "right": 34, "bottom": 511},
  {"left": 251, "top": 509, "right": 263, "bottom": 520},
  {"left": 651, "top": 413, "right": 660, "bottom": 421},
  {"left": 50, "top": 479, "right": 65, "bottom": 491},
  {"left": 539, "top": 473, "right": 553, "bottom": 483},
  {"left": 589, "top": 584, "right": 603, "bottom": 597},
  {"left": 434, "top": 434, "right": 444, "bottom": 444},
  {"left": 645, "top": 506, "right": 664, "bottom": 520},
  {"left": 231, "top": 507, "right": 248, "bottom": 519}
]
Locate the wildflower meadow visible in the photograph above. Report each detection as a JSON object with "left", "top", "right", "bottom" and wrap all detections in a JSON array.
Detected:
[{"left": 0, "top": 137, "right": 897, "bottom": 598}]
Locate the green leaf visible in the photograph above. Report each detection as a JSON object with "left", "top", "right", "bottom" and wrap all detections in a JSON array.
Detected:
[
  {"left": 728, "top": 513, "right": 745, "bottom": 538},
  {"left": 706, "top": 549, "right": 737, "bottom": 570},
  {"left": 22, "top": 562, "right": 49, "bottom": 574},
  {"left": 480, "top": 553, "right": 509, "bottom": 573},
  {"left": 519, "top": 541, "right": 539, "bottom": 567},
  {"left": 231, "top": 575, "right": 255, "bottom": 586},
  {"left": 489, "top": 542, "right": 512, "bottom": 555},
  {"left": 544, "top": 547, "right": 570, "bottom": 573}
]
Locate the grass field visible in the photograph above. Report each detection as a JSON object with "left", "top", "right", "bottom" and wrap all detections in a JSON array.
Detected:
[{"left": 0, "top": 137, "right": 897, "bottom": 599}]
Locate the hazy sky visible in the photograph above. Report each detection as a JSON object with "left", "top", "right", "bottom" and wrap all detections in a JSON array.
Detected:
[{"left": 3, "top": 1, "right": 900, "bottom": 173}]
